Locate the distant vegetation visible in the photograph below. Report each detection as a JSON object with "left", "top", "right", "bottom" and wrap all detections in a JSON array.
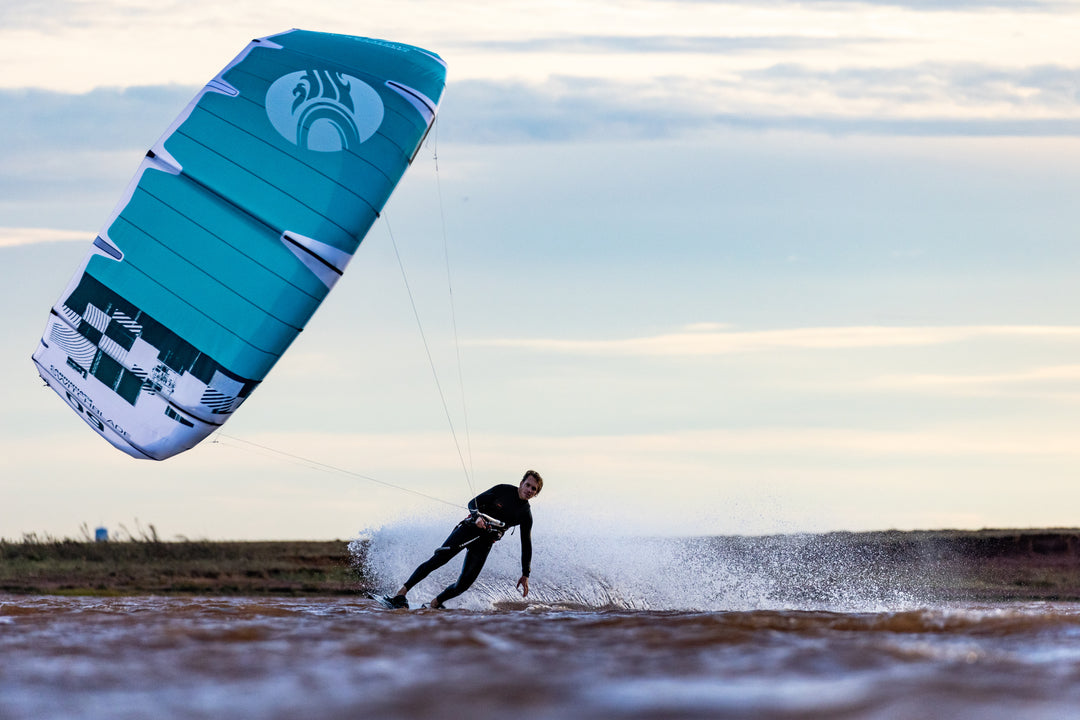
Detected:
[{"left": 0, "top": 532, "right": 368, "bottom": 596}]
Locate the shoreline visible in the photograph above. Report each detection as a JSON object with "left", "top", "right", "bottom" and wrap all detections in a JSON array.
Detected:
[{"left": 3, "top": 529, "right": 1080, "bottom": 600}]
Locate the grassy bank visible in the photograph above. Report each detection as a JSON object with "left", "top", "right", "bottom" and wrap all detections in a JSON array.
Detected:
[
  {"left": 3, "top": 529, "right": 1080, "bottom": 600},
  {"left": 0, "top": 539, "right": 368, "bottom": 596}
]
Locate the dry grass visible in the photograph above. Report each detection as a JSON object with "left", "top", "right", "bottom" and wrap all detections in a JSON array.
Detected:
[{"left": 0, "top": 536, "right": 369, "bottom": 596}]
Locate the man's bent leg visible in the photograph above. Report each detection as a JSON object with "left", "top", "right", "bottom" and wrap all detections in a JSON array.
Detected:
[
  {"left": 434, "top": 541, "right": 493, "bottom": 605},
  {"left": 402, "top": 524, "right": 477, "bottom": 592}
]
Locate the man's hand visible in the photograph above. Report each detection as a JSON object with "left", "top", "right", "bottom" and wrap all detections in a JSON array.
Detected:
[
  {"left": 516, "top": 576, "right": 529, "bottom": 597},
  {"left": 474, "top": 515, "right": 487, "bottom": 530}
]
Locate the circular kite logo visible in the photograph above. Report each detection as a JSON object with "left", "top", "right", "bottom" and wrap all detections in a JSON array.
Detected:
[{"left": 266, "top": 69, "right": 384, "bottom": 152}]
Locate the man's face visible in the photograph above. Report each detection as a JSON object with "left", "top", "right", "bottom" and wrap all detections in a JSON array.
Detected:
[{"left": 519, "top": 477, "right": 540, "bottom": 500}]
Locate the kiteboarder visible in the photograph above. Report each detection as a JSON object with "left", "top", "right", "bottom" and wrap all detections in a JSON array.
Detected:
[{"left": 382, "top": 470, "right": 543, "bottom": 609}]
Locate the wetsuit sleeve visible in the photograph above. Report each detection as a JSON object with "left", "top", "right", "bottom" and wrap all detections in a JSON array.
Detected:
[
  {"left": 468, "top": 486, "right": 499, "bottom": 514},
  {"left": 519, "top": 507, "right": 533, "bottom": 577}
]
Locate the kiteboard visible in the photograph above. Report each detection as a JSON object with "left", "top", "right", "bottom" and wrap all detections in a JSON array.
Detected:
[
  {"left": 366, "top": 593, "right": 447, "bottom": 611},
  {"left": 31, "top": 29, "right": 446, "bottom": 460},
  {"left": 368, "top": 593, "right": 408, "bottom": 610}
]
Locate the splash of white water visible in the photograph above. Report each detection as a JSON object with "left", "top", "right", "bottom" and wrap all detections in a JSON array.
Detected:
[{"left": 351, "top": 515, "right": 929, "bottom": 612}]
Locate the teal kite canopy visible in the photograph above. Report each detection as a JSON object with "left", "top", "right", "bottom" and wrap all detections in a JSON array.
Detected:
[{"left": 32, "top": 29, "right": 447, "bottom": 459}]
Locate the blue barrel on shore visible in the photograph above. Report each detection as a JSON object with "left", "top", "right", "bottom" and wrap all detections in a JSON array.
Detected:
[{"left": 95, "top": 527, "right": 108, "bottom": 542}]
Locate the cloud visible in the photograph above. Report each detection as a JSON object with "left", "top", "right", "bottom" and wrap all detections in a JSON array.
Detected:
[
  {"left": 439, "top": 65, "right": 1080, "bottom": 141},
  {"left": 662, "top": 0, "right": 1062, "bottom": 9},
  {"left": 8, "top": 62, "right": 1080, "bottom": 172},
  {"left": 468, "top": 325, "right": 1080, "bottom": 356},
  {"left": 706, "top": 116, "right": 1080, "bottom": 137},
  {"left": 0, "top": 227, "right": 90, "bottom": 248},
  {"left": 745, "top": 62, "right": 1080, "bottom": 112},
  {"left": 11, "top": 67, "right": 1064, "bottom": 152},
  {"left": 867, "top": 364, "right": 1080, "bottom": 397},
  {"left": 454, "top": 35, "right": 884, "bottom": 54},
  {"left": 0, "top": 86, "right": 195, "bottom": 155},
  {"left": 0, "top": 86, "right": 196, "bottom": 225},
  {"left": 0, "top": 0, "right": 173, "bottom": 32},
  {"left": 819, "top": 0, "right": 1060, "bottom": 9}
]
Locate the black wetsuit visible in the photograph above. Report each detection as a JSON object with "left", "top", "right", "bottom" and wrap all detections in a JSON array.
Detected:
[{"left": 402, "top": 484, "right": 533, "bottom": 605}]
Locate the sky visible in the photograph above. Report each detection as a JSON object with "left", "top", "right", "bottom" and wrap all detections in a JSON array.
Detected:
[{"left": 4, "top": 0, "right": 1080, "bottom": 540}]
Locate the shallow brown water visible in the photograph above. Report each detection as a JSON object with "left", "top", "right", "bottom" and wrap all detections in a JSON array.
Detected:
[{"left": 4, "top": 595, "right": 1080, "bottom": 719}]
